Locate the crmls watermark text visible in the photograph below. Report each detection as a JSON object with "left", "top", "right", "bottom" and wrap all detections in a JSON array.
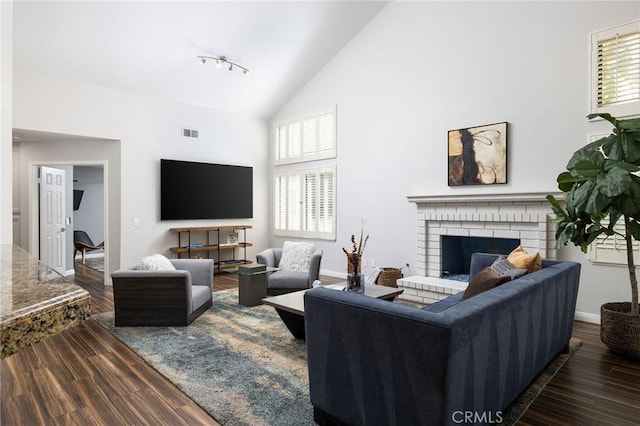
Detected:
[{"left": 451, "top": 411, "right": 503, "bottom": 424}]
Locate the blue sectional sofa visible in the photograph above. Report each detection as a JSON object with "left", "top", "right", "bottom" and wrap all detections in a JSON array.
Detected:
[{"left": 304, "top": 253, "right": 581, "bottom": 425}]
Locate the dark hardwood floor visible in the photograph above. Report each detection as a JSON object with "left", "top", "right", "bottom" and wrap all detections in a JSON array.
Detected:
[{"left": 2, "top": 263, "right": 639, "bottom": 425}]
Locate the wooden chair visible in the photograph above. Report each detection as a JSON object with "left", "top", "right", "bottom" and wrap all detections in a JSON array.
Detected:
[{"left": 73, "top": 230, "right": 104, "bottom": 264}]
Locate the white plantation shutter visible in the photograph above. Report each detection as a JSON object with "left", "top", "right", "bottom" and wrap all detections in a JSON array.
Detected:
[
  {"left": 288, "top": 122, "right": 302, "bottom": 159},
  {"left": 589, "top": 218, "right": 640, "bottom": 265},
  {"left": 591, "top": 20, "right": 640, "bottom": 117},
  {"left": 318, "top": 170, "right": 334, "bottom": 234},
  {"left": 304, "top": 172, "right": 317, "bottom": 232},
  {"left": 273, "top": 166, "right": 336, "bottom": 240},
  {"left": 276, "top": 125, "right": 287, "bottom": 161},
  {"left": 274, "top": 176, "right": 286, "bottom": 231},
  {"left": 287, "top": 175, "right": 301, "bottom": 231},
  {"left": 302, "top": 118, "right": 317, "bottom": 156},
  {"left": 274, "top": 106, "right": 336, "bottom": 164}
]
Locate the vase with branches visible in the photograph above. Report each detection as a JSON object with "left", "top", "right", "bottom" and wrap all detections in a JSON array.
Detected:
[{"left": 342, "top": 222, "right": 369, "bottom": 292}]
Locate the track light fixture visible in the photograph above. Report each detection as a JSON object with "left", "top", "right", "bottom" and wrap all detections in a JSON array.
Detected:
[{"left": 197, "top": 55, "right": 249, "bottom": 75}]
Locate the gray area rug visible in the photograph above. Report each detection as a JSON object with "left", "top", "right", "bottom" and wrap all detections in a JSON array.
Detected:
[
  {"left": 94, "top": 290, "right": 311, "bottom": 426},
  {"left": 83, "top": 256, "right": 104, "bottom": 272},
  {"left": 93, "top": 290, "right": 581, "bottom": 425}
]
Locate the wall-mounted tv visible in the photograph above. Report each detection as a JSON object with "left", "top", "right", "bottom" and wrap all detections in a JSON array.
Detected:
[{"left": 160, "top": 159, "right": 253, "bottom": 220}]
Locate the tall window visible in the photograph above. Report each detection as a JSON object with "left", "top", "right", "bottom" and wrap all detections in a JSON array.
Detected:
[
  {"left": 272, "top": 106, "right": 337, "bottom": 240},
  {"left": 591, "top": 20, "right": 640, "bottom": 117},
  {"left": 273, "top": 166, "right": 336, "bottom": 239}
]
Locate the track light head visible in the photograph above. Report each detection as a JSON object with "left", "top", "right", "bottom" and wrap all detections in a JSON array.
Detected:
[
  {"left": 229, "top": 64, "right": 233, "bottom": 71},
  {"left": 198, "top": 56, "right": 206, "bottom": 65}
]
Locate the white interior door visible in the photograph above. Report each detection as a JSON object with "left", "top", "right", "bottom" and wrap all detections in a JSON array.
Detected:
[{"left": 40, "top": 166, "right": 66, "bottom": 275}]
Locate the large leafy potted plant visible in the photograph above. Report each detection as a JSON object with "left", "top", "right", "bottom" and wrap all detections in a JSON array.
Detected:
[{"left": 547, "top": 113, "right": 640, "bottom": 360}]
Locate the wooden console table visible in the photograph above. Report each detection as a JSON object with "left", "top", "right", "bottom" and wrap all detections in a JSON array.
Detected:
[{"left": 169, "top": 225, "right": 252, "bottom": 271}]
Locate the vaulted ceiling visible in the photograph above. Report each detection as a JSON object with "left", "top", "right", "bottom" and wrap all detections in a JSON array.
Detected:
[{"left": 13, "top": 1, "right": 387, "bottom": 119}]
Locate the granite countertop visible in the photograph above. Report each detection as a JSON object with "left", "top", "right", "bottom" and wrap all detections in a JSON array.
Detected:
[{"left": 0, "top": 244, "right": 90, "bottom": 323}]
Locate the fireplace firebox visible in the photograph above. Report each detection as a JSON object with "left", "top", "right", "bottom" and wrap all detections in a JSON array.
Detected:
[{"left": 441, "top": 235, "right": 520, "bottom": 280}]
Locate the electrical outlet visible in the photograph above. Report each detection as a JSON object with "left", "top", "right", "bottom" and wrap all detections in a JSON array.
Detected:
[
  {"left": 133, "top": 217, "right": 140, "bottom": 227},
  {"left": 363, "top": 258, "right": 369, "bottom": 267},
  {"left": 370, "top": 258, "right": 376, "bottom": 267}
]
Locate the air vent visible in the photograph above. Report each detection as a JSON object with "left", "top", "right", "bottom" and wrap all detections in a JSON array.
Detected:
[{"left": 182, "top": 128, "right": 199, "bottom": 139}]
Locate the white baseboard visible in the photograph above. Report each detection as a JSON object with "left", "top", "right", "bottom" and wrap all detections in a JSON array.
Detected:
[
  {"left": 319, "top": 269, "right": 345, "bottom": 279},
  {"left": 575, "top": 311, "right": 600, "bottom": 324},
  {"left": 64, "top": 268, "right": 75, "bottom": 277}
]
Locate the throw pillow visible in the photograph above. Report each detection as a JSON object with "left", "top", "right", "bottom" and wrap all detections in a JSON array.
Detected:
[
  {"left": 462, "top": 267, "right": 511, "bottom": 300},
  {"left": 136, "top": 253, "right": 176, "bottom": 271},
  {"left": 507, "top": 246, "right": 542, "bottom": 273},
  {"left": 489, "top": 255, "right": 528, "bottom": 279},
  {"left": 278, "top": 241, "right": 315, "bottom": 272}
]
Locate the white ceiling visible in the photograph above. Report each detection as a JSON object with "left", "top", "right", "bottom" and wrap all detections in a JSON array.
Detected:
[{"left": 13, "top": 1, "right": 387, "bottom": 119}]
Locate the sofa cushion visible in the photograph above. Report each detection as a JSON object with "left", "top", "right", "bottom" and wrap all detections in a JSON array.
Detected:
[
  {"left": 278, "top": 241, "right": 314, "bottom": 272},
  {"left": 136, "top": 253, "right": 176, "bottom": 271},
  {"left": 268, "top": 269, "right": 309, "bottom": 289},
  {"left": 489, "top": 255, "right": 528, "bottom": 279},
  {"left": 191, "top": 285, "right": 212, "bottom": 312},
  {"left": 462, "top": 267, "right": 511, "bottom": 300},
  {"left": 507, "top": 246, "right": 542, "bottom": 273},
  {"left": 421, "top": 292, "right": 464, "bottom": 313}
]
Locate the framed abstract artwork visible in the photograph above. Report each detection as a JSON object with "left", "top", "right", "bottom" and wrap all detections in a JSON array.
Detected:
[{"left": 448, "top": 121, "right": 508, "bottom": 186}]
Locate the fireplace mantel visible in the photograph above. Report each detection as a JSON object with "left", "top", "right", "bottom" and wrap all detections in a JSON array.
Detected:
[{"left": 407, "top": 191, "right": 565, "bottom": 205}]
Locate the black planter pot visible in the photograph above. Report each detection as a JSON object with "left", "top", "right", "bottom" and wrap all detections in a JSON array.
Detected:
[{"left": 600, "top": 302, "right": 640, "bottom": 360}]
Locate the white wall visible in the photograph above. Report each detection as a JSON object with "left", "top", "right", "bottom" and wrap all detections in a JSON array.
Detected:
[
  {"left": 274, "top": 1, "right": 640, "bottom": 319},
  {"left": 13, "top": 71, "right": 269, "bottom": 277},
  {"left": 0, "top": 1, "right": 13, "bottom": 244}
]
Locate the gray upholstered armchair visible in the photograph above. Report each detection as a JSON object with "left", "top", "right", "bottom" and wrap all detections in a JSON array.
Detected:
[
  {"left": 111, "top": 258, "right": 213, "bottom": 326},
  {"left": 257, "top": 247, "right": 323, "bottom": 296}
]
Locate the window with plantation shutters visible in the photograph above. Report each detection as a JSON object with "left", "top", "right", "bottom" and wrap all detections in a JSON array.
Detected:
[
  {"left": 272, "top": 105, "right": 337, "bottom": 240},
  {"left": 591, "top": 20, "right": 640, "bottom": 117},
  {"left": 274, "top": 106, "right": 336, "bottom": 165},
  {"left": 589, "top": 218, "right": 640, "bottom": 265},
  {"left": 273, "top": 166, "right": 336, "bottom": 239}
]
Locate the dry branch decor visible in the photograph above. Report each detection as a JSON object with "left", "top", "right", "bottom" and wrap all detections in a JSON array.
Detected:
[{"left": 342, "top": 222, "right": 369, "bottom": 292}]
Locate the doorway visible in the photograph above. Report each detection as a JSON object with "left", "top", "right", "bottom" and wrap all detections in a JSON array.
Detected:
[
  {"left": 72, "top": 165, "right": 105, "bottom": 268},
  {"left": 28, "top": 160, "right": 108, "bottom": 283}
]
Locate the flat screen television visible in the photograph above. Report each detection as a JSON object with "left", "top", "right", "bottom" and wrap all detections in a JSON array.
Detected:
[{"left": 160, "top": 159, "right": 253, "bottom": 220}]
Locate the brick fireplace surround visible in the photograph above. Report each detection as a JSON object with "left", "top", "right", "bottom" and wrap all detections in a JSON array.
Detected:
[{"left": 398, "top": 192, "right": 564, "bottom": 305}]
